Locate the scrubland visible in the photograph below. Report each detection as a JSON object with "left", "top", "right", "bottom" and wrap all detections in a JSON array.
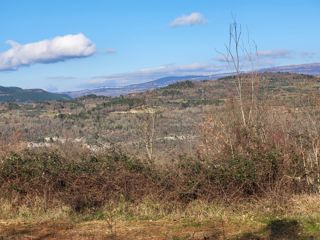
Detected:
[{"left": 1, "top": 73, "right": 320, "bottom": 239}]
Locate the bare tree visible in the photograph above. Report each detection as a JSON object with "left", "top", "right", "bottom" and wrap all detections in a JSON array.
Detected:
[
  {"left": 219, "top": 19, "right": 261, "bottom": 127},
  {"left": 143, "top": 108, "right": 156, "bottom": 163},
  {"left": 134, "top": 107, "right": 158, "bottom": 164},
  {"left": 226, "top": 20, "right": 247, "bottom": 126}
]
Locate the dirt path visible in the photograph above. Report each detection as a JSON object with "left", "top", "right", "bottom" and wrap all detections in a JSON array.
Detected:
[{"left": 0, "top": 220, "right": 223, "bottom": 240}]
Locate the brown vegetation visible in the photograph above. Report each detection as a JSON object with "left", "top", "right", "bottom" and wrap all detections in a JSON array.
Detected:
[{"left": 1, "top": 24, "right": 320, "bottom": 236}]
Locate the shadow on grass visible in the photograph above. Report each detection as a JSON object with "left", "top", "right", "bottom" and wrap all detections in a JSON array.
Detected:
[
  {"left": 268, "top": 219, "right": 300, "bottom": 239},
  {"left": 233, "top": 218, "right": 316, "bottom": 240}
]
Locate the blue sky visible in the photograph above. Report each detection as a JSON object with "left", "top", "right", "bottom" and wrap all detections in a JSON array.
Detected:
[{"left": 0, "top": 0, "right": 319, "bottom": 91}]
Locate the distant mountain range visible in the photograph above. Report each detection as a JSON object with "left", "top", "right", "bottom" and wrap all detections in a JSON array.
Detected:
[
  {"left": 0, "top": 86, "right": 71, "bottom": 102},
  {"left": 65, "top": 74, "right": 229, "bottom": 98},
  {"left": 1, "top": 63, "right": 320, "bottom": 102},
  {"left": 65, "top": 63, "right": 320, "bottom": 98},
  {"left": 261, "top": 63, "right": 320, "bottom": 75}
]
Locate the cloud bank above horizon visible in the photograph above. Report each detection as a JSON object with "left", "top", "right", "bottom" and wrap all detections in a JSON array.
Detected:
[
  {"left": 0, "top": 33, "right": 96, "bottom": 71},
  {"left": 85, "top": 63, "right": 223, "bottom": 88}
]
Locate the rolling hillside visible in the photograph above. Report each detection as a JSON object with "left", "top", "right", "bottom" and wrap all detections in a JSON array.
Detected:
[{"left": 0, "top": 86, "right": 71, "bottom": 102}]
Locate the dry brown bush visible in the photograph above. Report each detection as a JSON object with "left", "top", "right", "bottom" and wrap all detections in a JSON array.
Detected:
[{"left": 0, "top": 145, "right": 161, "bottom": 212}]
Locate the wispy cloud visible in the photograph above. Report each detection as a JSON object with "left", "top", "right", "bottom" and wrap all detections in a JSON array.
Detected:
[
  {"left": 86, "top": 63, "right": 223, "bottom": 88},
  {"left": 170, "top": 12, "right": 206, "bottom": 27},
  {"left": 257, "top": 49, "right": 292, "bottom": 59},
  {"left": 216, "top": 49, "right": 292, "bottom": 63},
  {"left": 0, "top": 33, "right": 96, "bottom": 71},
  {"left": 47, "top": 76, "right": 77, "bottom": 80},
  {"left": 45, "top": 85, "right": 59, "bottom": 92},
  {"left": 105, "top": 48, "right": 117, "bottom": 54},
  {"left": 300, "top": 51, "right": 316, "bottom": 59},
  {"left": 216, "top": 49, "right": 317, "bottom": 66}
]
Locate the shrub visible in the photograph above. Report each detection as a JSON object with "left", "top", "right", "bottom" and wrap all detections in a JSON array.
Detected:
[{"left": 0, "top": 147, "right": 158, "bottom": 212}]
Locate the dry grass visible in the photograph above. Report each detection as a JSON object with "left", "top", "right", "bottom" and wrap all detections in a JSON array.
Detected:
[
  {"left": 290, "top": 194, "right": 320, "bottom": 215},
  {"left": 1, "top": 195, "right": 320, "bottom": 239},
  {"left": 0, "top": 198, "right": 71, "bottom": 223}
]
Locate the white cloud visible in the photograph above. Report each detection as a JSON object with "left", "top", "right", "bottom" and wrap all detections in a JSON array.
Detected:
[
  {"left": 170, "top": 12, "right": 206, "bottom": 27},
  {"left": 0, "top": 33, "right": 96, "bottom": 71}
]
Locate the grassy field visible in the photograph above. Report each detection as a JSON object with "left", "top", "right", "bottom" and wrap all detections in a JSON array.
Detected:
[{"left": 1, "top": 195, "right": 320, "bottom": 239}]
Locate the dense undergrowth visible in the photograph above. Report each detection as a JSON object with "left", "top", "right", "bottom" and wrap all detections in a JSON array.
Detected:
[{"left": 0, "top": 133, "right": 315, "bottom": 213}]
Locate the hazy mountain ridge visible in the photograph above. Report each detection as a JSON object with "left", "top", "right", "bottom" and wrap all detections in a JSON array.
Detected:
[
  {"left": 65, "top": 63, "right": 320, "bottom": 98},
  {"left": 1, "top": 63, "right": 320, "bottom": 102},
  {"left": 261, "top": 63, "right": 320, "bottom": 75},
  {"left": 65, "top": 74, "right": 228, "bottom": 98}
]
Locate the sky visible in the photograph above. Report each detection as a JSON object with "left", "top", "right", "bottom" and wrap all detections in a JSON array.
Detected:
[{"left": 0, "top": 0, "right": 319, "bottom": 91}]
